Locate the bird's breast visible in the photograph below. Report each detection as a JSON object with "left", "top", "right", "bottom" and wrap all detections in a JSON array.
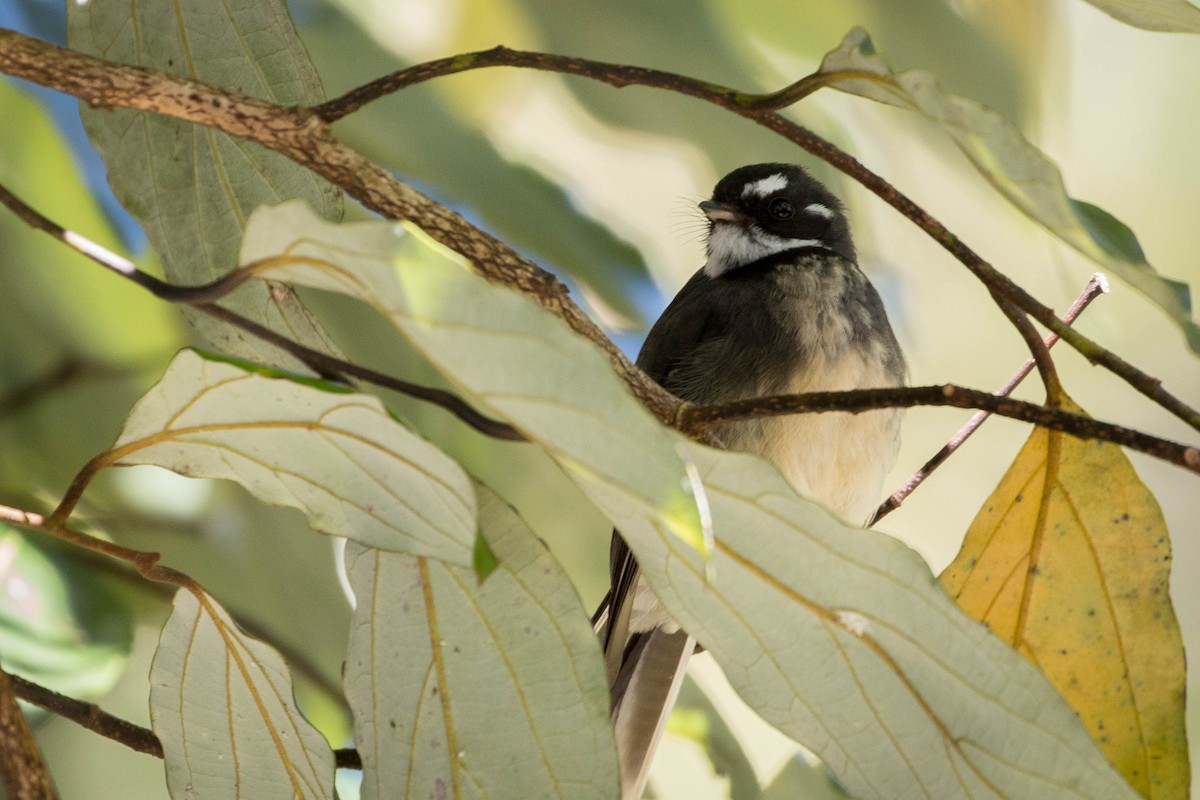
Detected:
[{"left": 720, "top": 342, "right": 902, "bottom": 525}]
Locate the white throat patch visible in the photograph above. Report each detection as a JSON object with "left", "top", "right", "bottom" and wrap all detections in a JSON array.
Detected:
[
  {"left": 704, "top": 223, "right": 824, "bottom": 278},
  {"left": 741, "top": 173, "right": 788, "bottom": 199}
]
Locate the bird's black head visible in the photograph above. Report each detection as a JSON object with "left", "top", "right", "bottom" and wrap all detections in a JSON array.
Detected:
[{"left": 701, "top": 163, "right": 855, "bottom": 277}]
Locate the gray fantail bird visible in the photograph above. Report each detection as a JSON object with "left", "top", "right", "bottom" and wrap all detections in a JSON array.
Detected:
[{"left": 594, "top": 163, "right": 907, "bottom": 798}]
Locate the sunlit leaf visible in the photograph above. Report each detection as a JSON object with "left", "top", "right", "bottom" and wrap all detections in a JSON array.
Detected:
[
  {"left": 108, "top": 349, "right": 476, "bottom": 563},
  {"left": 68, "top": 0, "right": 344, "bottom": 368},
  {"left": 586, "top": 444, "right": 1141, "bottom": 800},
  {"left": 150, "top": 588, "right": 335, "bottom": 800},
  {"left": 0, "top": 527, "right": 132, "bottom": 700},
  {"left": 940, "top": 395, "right": 1189, "bottom": 798},
  {"left": 343, "top": 484, "right": 618, "bottom": 799},
  {"left": 239, "top": 201, "right": 706, "bottom": 555},
  {"left": 1078, "top": 0, "right": 1200, "bottom": 33},
  {"left": 816, "top": 27, "right": 1200, "bottom": 353}
]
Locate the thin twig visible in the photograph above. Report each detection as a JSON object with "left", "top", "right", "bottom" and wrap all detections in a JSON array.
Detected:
[
  {"left": 0, "top": 181, "right": 524, "bottom": 443},
  {"left": 679, "top": 384, "right": 1200, "bottom": 475},
  {"left": 872, "top": 274, "right": 1110, "bottom": 524}
]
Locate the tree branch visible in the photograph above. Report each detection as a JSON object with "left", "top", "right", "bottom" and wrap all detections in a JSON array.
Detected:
[
  {"left": 679, "top": 384, "right": 1200, "bottom": 475},
  {"left": 0, "top": 665, "right": 57, "bottom": 799}
]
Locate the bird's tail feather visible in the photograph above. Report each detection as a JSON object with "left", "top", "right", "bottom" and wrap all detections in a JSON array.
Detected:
[{"left": 609, "top": 629, "right": 694, "bottom": 799}]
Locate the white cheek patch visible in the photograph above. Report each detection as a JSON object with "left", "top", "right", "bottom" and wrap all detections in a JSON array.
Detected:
[
  {"left": 741, "top": 173, "right": 788, "bottom": 199},
  {"left": 804, "top": 203, "right": 835, "bottom": 220},
  {"left": 704, "top": 223, "right": 824, "bottom": 278}
]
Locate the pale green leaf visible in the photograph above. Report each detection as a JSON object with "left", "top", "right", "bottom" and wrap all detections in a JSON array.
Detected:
[
  {"left": 817, "top": 27, "right": 1200, "bottom": 353},
  {"left": 150, "top": 589, "right": 335, "bottom": 800},
  {"left": 343, "top": 484, "right": 617, "bottom": 799},
  {"left": 67, "top": 1, "right": 344, "bottom": 368},
  {"left": 586, "top": 444, "right": 1141, "bottom": 800},
  {"left": 110, "top": 349, "right": 476, "bottom": 562},
  {"left": 239, "top": 201, "right": 706, "bottom": 554},
  {"left": 1078, "top": 0, "right": 1200, "bottom": 32}
]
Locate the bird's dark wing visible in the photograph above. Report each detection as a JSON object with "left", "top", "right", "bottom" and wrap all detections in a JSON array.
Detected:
[{"left": 634, "top": 270, "right": 725, "bottom": 388}]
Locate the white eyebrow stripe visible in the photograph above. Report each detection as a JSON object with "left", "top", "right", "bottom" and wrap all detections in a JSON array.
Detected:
[
  {"left": 805, "top": 203, "right": 834, "bottom": 219},
  {"left": 741, "top": 173, "right": 788, "bottom": 198}
]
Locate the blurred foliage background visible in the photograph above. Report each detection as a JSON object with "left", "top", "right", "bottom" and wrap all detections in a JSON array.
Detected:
[{"left": 1, "top": 0, "right": 1197, "bottom": 797}]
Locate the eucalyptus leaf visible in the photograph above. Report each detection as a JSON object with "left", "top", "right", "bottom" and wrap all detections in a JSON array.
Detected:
[
  {"left": 108, "top": 349, "right": 476, "bottom": 562},
  {"left": 343, "top": 484, "right": 618, "bottom": 799},
  {"left": 239, "top": 201, "right": 707, "bottom": 555},
  {"left": 150, "top": 588, "right": 335, "bottom": 800},
  {"left": 1078, "top": 0, "right": 1200, "bottom": 33},
  {"left": 816, "top": 27, "right": 1200, "bottom": 353},
  {"left": 586, "top": 444, "right": 1141, "bottom": 800},
  {"left": 68, "top": 0, "right": 344, "bottom": 368}
]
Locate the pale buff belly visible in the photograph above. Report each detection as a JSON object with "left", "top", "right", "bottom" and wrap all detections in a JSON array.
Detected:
[{"left": 720, "top": 346, "right": 902, "bottom": 525}]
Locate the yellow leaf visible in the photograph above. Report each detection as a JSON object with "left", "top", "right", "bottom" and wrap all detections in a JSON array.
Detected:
[{"left": 940, "top": 395, "right": 1189, "bottom": 799}]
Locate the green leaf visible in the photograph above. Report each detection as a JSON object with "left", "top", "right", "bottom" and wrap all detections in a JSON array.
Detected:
[
  {"left": 1078, "top": 0, "right": 1200, "bottom": 33},
  {"left": 588, "top": 444, "right": 1142, "bottom": 800},
  {"left": 239, "top": 201, "right": 707, "bottom": 556},
  {"left": 150, "top": 588, "right": 335, "bottom": 800},
  {"left": 0, "top": 527, "right": 132, "bottom": 700},
  {"left": 108, "top": 349, "right": 476, "bottom": 563},
  {"left": 67, "top": 0, "right": 344, "bottom": 368},
  {"left": 343, "top": 484, "right": 618, "bottom": 799},
  {"left": 816, "top": 27, "right": 1200, "bottom": 353}
]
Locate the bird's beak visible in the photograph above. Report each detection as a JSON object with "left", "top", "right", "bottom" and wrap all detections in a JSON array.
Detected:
[{"left": 698, "top": 200, "right": 744, "bottom": 224}]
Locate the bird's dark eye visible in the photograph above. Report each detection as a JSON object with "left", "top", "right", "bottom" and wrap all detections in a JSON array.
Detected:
[{"left": 768, "top": 197, "right": 795, "bottom": 219}]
